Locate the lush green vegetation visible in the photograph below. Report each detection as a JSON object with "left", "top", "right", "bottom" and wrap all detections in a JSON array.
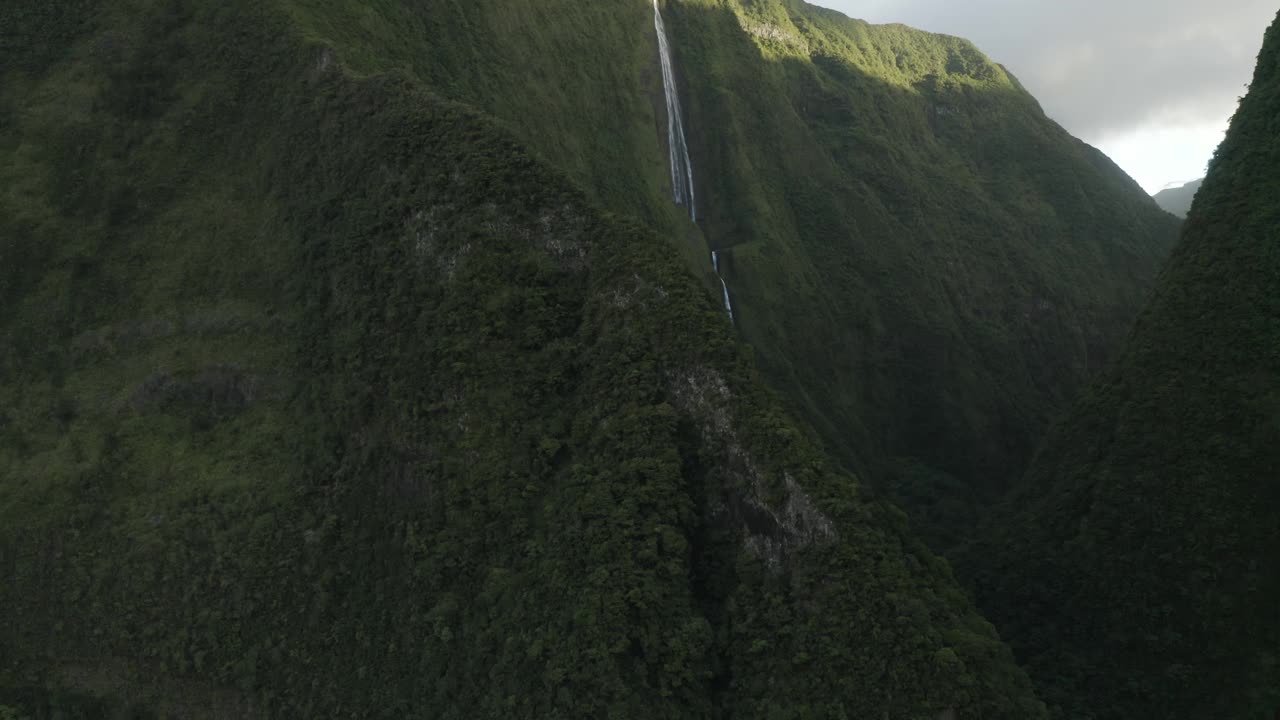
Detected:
[
  {"left": 0, "top": 0, "right": 1050, "bottom": 716},
  {"left": 7, "top": 0, "right": 1266, "bottom": 717},
  {"left": 969, "top": 11, "right": 1280, "bottom": 719}
]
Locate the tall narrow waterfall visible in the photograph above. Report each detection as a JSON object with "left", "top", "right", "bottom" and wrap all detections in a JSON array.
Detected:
[
  {"left": 653, "top": 0, "right": 696, "bottom": 220},
  {"left": 654, "top": 1, "right": 733, "bottom": 323},
  {"left": 712, "top": 251, "right": 734, "bottom": 322}
]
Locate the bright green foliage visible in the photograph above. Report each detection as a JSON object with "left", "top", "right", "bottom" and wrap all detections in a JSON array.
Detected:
[
  {"left": 0, "top": 0, "right": 1050, "bottom": 716},
  {"left": 970, "top": 11, "right": 1280, "bottom": 719}
]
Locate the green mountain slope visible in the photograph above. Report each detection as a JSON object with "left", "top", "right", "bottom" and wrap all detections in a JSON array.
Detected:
[
  {"left": 267, "top": 1, "right": 1182, "bottom": 539},
  {"left": 1153, "top": 178, "right": 1203, "bottom": 217},
  {"left": 669, "top": 1, "right": 1183, "bottom": 529},
  {"left": 0, "top": 1, "right": 1050, "bottom": 716},
  {"left": 971, "top": 12, "right": 1280, "bottom": 719}
]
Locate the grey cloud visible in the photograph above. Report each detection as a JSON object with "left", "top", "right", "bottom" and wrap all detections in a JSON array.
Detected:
[{"left": 812, "top": 0, "right": 1276, "bottom": 139}]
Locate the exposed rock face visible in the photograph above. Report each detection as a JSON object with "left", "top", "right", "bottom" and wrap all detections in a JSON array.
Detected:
[{"left": 668, "top": 367, "right": 836, "bottom": 570}]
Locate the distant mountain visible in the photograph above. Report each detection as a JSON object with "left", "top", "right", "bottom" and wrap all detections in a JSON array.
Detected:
[{"left": 1153, "top": 178, "right": 1204, "bottom": 216}]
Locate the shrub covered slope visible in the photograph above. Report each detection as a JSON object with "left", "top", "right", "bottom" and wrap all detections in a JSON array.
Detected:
[
  {"left": 0, "top": 0, "right": 1052, "bottom": 717},
  {"left": 971, "top": 11, "right": 1280, "bottom": 719}
]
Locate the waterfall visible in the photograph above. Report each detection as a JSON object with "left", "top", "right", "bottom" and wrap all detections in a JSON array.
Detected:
[
  {"left": 712, "top": 251, "right": 734, "bottom": 322},
  {"left": 654, "top": 1, "right": 733, "bottom": 324},
  {"left": 653, "top": 0, "right": 696, "bottom": 220},
  {"left": 717, "top": 277, "right": 734, "bottom": 323}
]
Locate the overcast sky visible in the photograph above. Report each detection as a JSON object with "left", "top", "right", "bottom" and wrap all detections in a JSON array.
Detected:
[{"left": 808, "top": 0, "right": 1277, "bottom": 193}]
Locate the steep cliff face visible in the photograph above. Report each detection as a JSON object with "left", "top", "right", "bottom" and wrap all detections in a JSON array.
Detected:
[
  {"left": 275, "top": 0, "right": 1181, "bottom": 542},
  {"left": 971, "top": 11, "right": 1280, "bottom": 719},
  {"left": 665, "top": 0, "right": 1183, "bottom": 525},
  {"left": 0, "top": 1, "right": 1052, "bottom": 716}
]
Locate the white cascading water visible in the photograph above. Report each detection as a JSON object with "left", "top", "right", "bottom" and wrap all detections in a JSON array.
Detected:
[
  {"left": 653, "top": 0, "right": 697, "bottom": 221},
  {"left": 712, "top": 251, "right": 734, "bottom": 322},
  {"left": 655, "top": 0, "right": 734, "bottom": 322}
]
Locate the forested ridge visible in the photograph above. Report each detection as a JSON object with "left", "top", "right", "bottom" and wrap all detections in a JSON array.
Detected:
[{"left": 969, "top": 11, "right": 1280, "bottom": 718}]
